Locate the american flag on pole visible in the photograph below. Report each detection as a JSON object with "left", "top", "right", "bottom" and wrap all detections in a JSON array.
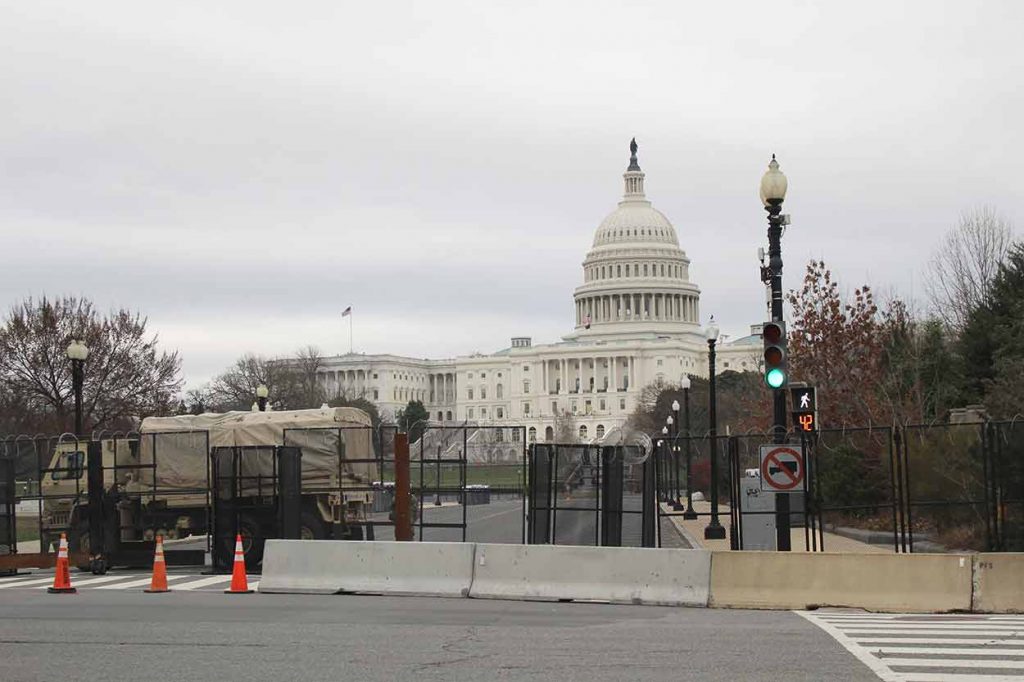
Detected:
[{"left": 342, "top": 306, "right": 352, "bottom": 317}]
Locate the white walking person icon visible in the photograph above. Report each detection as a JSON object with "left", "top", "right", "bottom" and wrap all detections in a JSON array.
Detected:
[{"left": 800, "top": 393, "right": 811, "bottom": 409}]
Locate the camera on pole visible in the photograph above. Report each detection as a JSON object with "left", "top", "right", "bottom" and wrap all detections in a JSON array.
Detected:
[{"left": 762, "top": 321, "right": 788, "bottom": 389}]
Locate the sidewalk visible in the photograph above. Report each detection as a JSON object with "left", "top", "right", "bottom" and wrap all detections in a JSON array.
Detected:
[{"left": 661, "top": 499, "right": 891, "bottom": 553}]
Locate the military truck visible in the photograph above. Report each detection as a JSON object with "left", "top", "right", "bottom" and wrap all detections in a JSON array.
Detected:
[{"left": 40, "top": 406, "right": 378, "bottom": 569}]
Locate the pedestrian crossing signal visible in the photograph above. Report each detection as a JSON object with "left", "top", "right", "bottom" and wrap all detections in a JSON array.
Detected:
[{"left": 762, "top": 321, "right": 787, "bottom": 389}]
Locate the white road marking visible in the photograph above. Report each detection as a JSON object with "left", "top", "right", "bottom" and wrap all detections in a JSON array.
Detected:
[
  {"left": 798, "top": 611, "right": 1024, "bottom": 681},
  {"left": 0, "top": 576, "right": 58, "bottom": 589},
  {"left": 172, "top": 575, "right": 233, "bottom": 591},
  {"left": 35, "top": 574, "right": 133, "bottom": 589}
]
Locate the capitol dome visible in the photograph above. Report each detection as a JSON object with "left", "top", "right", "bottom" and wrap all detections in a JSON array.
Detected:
[{"left": 568, "top": 139, "right": 701, "bottom": 339}]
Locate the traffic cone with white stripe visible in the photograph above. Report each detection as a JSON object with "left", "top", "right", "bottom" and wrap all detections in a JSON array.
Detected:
[
  {"left": 145, "top": 535, "right": 170, "bottom": 593},
  {"left": 224, "top": 534, "right": 253, "bottom": 594},
  {"left": 47, "top": 533, "right": 76, "bottom": 594}
]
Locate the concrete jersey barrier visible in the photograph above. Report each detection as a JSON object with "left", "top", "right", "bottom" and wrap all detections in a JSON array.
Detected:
[
  {"left": 709, "top": 551, "right": 974, "bottom": 613},
  {"left": 259, "top": 540, "right": 476, "bottom": 597},
  {"left": 469, "top": 543, "right": 711, "bottom": 606},
  {"left": 972, "top": 553, "right": 1024, "bottom": 613}
]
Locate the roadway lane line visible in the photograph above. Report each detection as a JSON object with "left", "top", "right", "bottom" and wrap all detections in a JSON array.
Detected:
[
  {"left": 883, "top": 658, "right": 1024, "bottom": 669},
  {"left": 898, "top": 675, "right": 1024, "bottom": 682},
  {"left": 795, "top": 611, "right": 901, "bottom": 682},
  {"left": 854, "top": 638, "right": 1024, "bottom": 646}
]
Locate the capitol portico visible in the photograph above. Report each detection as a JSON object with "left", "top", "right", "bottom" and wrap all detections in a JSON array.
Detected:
[{"left": 315, "top": 141, "right": 762, "bottom": 441}]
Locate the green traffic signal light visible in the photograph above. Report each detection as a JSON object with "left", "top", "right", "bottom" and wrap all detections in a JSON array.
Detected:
[{"left": 765, "top": 367, "right": 786, "bottom": 389}]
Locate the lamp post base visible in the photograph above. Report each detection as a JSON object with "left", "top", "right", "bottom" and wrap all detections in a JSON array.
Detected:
[
  {"left": 703, "top": 522, "right": 727, "bottom": 540},
  {"left": 682, "top": 507, "right": 698, "bottom": 520},
  {"left": 671, "top": 500, "right": 684, "bottom": 511}
]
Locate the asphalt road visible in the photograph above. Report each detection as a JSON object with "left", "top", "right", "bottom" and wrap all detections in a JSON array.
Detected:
[{"left": 0, "top": 588, "right": 879, "bottom": 682}]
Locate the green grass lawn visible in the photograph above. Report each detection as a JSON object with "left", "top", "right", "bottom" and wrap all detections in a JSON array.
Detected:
[
  {"left": 16, "top": 517, "right": 39, "bottom": 543},
  {"left": 405, "top": 464, "right": 525, "bottom": 489}
]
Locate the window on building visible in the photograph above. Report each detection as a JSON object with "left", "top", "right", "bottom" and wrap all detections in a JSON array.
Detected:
[
  {"left": 571, "top": 401, "right": 578, "bottom": 415},
  {"left": 496, "top": 407, "right": 504, "bottom": 419},
  {"left": 724, "top": 362, "right": 729, "bottom": 368},
  {"left": 657, "top": 359, "right": 663, "bottom": 366},
  {"left": 468, "top": 408, "right": 474, "bottom": 419},
  {"left": 497, "top": 372, "right": 502, "bottom": 378},
  {"left": 522, "top": 402, "right": 530, "bottom": 416},
  {"left": 523, "top": 380, "right": 531, "bottom": 394},
  {"left": 468, "top": 372, "right": 473, "bottom": 379},
  {"left": 496, "top": 384, "right": 503, "bottom": 398},
  {"left": 660, "top": 264, "right": 665, "bottom": 276},
  {"left": 437, "top": 411, "right": 443, "bottom": 422},
  {"left": 481, "top": 386, "right": 487, "bottom": 399},
  {"left": 551, "top": 401, "right": 557, "bottom": 414},
  {"left": 617, "top": 265, "right": 621, "bottom": 277},
  {"left": 599, "top": 399, "right": 606, "bottom": 411},
  {"left": 495, "top": 429, "right": 503, "bottom": 442},
  {"left": 585, "top": 400, "right": 592, "bottom": 415},
  {"left": 596, "top": 424, "right": 605, "bottom": 439},
  {"left": 467, "top": 388, "right": 474, "bottom": 400},
  {"left": 643, "top": 264, "right": 648, "bottom": 276},
  {"left": 544, "top": 426, "right": 554, "bottom": 442},
  {"left": 523, "top": 365, "right": 530, "bottom": 372},
  {"left": 528, "top": 427, "right": 537, "bottom": 442},
  {"left": 481, "top": 372, "right": 486, "bottom": 378},
  {"left": 619, "top": 399, "right": 626, "bottom": 410},
  {"left": 481, "top": 407, "right": 487, "bottom": 418},
  {"left": 373, "top": 373, "right": 378, "bottom": 379},
  {"left": 446, "top": 410, "right": 453, "bottom": 421},
  {"left": 373, "top": 390, "right": 379, "bottom": 400},
  {"left": 579, "top": 425, "right": 588, "bottom": 440},
  {"left": 512, "top": 428, "right": 520, "bottom": 442}
]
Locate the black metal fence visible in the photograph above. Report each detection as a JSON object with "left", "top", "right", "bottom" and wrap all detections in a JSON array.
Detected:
[
  {"left": 526, "top": 443, "right": 656, "bottom": 548},
  {"left": 657, "top": 420, "right": 1024, "bottom": 553}
]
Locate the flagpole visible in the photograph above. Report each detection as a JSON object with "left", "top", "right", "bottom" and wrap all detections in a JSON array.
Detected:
[{"left": 349, "top": 310, "right": 353, "bottom": 355}]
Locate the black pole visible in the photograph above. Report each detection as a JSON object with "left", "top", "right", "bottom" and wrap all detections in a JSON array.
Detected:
[
  {"left": 682, "top": 387, "right": 697, "bottom": 519},
  {"left": 434, "top": 444, "right": 442, "bottom": 506},
  {"left": 704, "top": 339, "right": 726, "bottom": 540},
  {"left": 671, "top": 405, "right": 683, "bottom": 510},
  {"left": 767, "top": 198, "right": 791, "bottom": 551},
  {"left": 72, "top": 358, "right": 84, "bottom": 437}
]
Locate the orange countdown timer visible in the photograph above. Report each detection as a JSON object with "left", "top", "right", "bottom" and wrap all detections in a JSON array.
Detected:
[{"left": 798, "top": 414, "right": 816, "bottom": 432}]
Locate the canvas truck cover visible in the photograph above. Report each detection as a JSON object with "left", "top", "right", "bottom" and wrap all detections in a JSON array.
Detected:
[{"left": 136, "top": 407, "right": 376, "bottom": 492}]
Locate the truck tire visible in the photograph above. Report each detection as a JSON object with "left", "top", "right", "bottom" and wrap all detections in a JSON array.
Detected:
[
  {"left": 299, "top": 510, "right": 327, "bottom": 540},
  {"left": 218, "top": 515, "right": 264, "bottom": 569}
]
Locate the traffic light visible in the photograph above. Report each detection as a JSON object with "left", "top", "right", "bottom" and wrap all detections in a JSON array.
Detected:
[{"left": 762, "top": 321, "right": 787, "bottom": 389}]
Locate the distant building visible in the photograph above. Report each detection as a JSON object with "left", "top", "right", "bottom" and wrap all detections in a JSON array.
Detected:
[{"left": 316, "top": 142, "right": 761, "bottom": 440}]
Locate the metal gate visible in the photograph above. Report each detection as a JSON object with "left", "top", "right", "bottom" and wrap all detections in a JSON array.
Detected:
[
  {"left": 527, "top": 443, "right": 656, "bottom": 547},
  {"left": 1, "top": 455, "right": 15, "bottom": 575},
  {"left": 211, "top": 445, "right": 299, "bottom": 571}
]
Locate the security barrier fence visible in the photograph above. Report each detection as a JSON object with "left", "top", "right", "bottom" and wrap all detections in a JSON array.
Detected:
[{"left": 657, "top": 420, "right": 1024, "bottom": 552}]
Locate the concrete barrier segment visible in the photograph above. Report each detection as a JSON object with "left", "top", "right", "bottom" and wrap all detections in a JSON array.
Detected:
[
  {"left": 259, "top": 540, "right": 476, "bottom": 597},
  {"left": 468, "top": 543, "right": 711, "bottom": 606},
  {"left": 972, "top": 553, "right": 1024, "bottom": 613},
  {"left": 709, "top": 551, "right": 974, "bottom": 613}
]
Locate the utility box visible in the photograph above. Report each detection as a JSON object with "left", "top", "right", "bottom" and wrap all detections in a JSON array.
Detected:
[{"left": 740, "top": 468, "right": 776, "bottom": 551}]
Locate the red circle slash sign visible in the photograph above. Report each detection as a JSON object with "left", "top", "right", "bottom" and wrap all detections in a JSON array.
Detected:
[{"left": 761, "top": 447, "right": 804, "bottom": 491}]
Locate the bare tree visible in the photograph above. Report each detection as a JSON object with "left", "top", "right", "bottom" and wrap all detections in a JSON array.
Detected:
[
  {"left": 0, "top": 296, "right": 182, "bottom": 434},
  {"left": 926, "top": 206, "right": 1013, "bottom": 330},
  {"left": 295, "top": 345, "right": 326, "bottom": 407},
  {"left": 207, "top": 354, "right": 302, "bottom": 411}
]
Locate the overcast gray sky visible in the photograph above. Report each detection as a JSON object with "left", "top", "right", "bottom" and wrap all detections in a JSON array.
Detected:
[{"left": 2, "top": 1, "right": 1021, "bottom": 387}]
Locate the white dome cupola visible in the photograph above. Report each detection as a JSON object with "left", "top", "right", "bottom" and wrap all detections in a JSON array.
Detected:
[{"left": 568, "top": 139, "right": 701, "bottom": 339}]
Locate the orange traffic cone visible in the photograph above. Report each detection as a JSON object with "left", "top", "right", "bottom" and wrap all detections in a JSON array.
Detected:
[
  {"left": 47, "top": 533, "right": 76, "bottom": 594},
  {"left": 224, "top": 534, "right": 253, "bottom": 594},
  {"left": 145, "top": 535, "right": 170, "bottom": 593}
]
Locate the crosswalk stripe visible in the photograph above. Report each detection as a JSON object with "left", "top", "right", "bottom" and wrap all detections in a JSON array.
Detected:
[
  {"left": 853, "top": 639, "right": 1024, "bottom": 646},
  {"left": 901, "top": 671, "right": 1024, "bottom": 675},
  {"left": 36, "top": 574, "right": 132, "bottom": 589},
  {"left": 869, "top": 647, "right": 1024, "bottom": 656},
  {"left": 798, "top": 611, "right": 1024, "bottom": 682},
  {"left": 0, "top": 576, "right": 57, "bottom": 589},
  {"left": 95, "top": 576, "right": 163, "bottom": 590},
  {"left": 883, "top": 657, "right": 1024, "bottom": 669},
  {"left": 172, "top": 575, "right": 232, "bottom": 590}
]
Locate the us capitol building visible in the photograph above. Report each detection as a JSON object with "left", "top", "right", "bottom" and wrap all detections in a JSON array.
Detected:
[{"left": 315, "top": 142, "right": 761, "bottom": 442}]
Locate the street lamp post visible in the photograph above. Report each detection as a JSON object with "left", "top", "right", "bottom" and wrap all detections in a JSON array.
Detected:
[
  {"left": 669, "top": 407, "right": 683, "bottom": 510},
  {"left": 256, "top": 384, "right": 269, "bottom": 412},
  {"left": 760, "top": 154, "right": 792, "bottom": 551},
  {"left": 660, "top": 426, "right": 670, "bottom": 502},
  {"left": 680, "top": 377, "right": 697, "bottom": 519},
  {"left": 703, "top": 317, "right": 726, "bottom": 540},
  {"left": 66, "top": 339, "right": 90, "bottom": 437}
]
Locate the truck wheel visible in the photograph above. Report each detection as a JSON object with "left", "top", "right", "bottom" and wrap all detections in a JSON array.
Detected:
[
  {"left": 238, "top": 515, "right": 264, "bottom": 568},
  {"left": 299, "top": 511, "right": 327, "bottom": 540},
  {"left": 70, "top": 523, "right": 91, "bottom": 572}
]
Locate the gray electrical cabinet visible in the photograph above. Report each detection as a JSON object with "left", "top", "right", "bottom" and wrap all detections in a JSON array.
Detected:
[{"left": 740, "top": 469, "right": 776, "bottom": 551}]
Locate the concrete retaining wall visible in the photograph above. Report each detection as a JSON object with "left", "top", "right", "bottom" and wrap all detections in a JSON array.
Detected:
[
  {"left": 469, "top": 544, "right": 711, "bottom": 606},
  {"left": 709, "top": 551, "right": 974, "bottom": 613},
  {"left": 259, "top": 540, "right": 475, "bottom": 597},
  {"left": 972, "top": 553, "right": 1024, "bottom": 613}
]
